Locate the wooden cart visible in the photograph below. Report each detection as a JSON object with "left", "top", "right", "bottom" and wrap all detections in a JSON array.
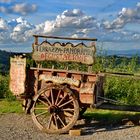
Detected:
[{"left": 9, "top": 35, "right": 105, "bottom": 134}]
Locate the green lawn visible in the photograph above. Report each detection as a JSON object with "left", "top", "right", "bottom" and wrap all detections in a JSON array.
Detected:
[
  {"left": 84, "top": 108, "right": 140, "bottom": 125},
  {"left": 0, "top": 99, "right": 23, "bottom": 114},
  {"left": 0, "top": 100, "right": 139, "bottom": 125}
]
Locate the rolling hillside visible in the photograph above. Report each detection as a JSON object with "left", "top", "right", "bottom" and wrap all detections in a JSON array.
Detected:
[
  {"left": 0, "top": 50, "right": 11, "bottom": 73},
  {"left": 0, "top": 50, "right": 31, "bottom": 74},
  {"left": 0, "top": 49, "right": 140, "bottom": 74}
]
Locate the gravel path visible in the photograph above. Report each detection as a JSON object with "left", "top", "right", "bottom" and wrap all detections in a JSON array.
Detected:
[{"left": 0, "top": 113, "right": 140, "bottom": 140}]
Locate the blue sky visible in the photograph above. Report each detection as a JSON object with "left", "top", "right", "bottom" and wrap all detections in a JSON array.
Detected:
[{"left": 0, "top": 0, "right": 140, "bottom": 52}]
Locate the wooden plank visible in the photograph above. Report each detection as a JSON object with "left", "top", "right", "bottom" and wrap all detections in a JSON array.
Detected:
[
  {"left": 69, "top": 129, "right": 81, "bottom": 136},
  {"left": 33, "top": 34, "right": 97, "bottom": 41},
  {"left": 32, "top": 41, "right": 96, "bottom": 65},
  {"left": 105, "top": 73, "right": 140, "bottom": 80},
  {"left": 30, "top": 67, "right": 99, "bottom": 76},
  {"left": 104, "top": 71, "right": 134, "bottom": 76},
  {"left": 39, "top": 74, "right": 80, "bottom": 87},
  {"left": 97, "top": 103, "right": 140, "bottom": 112}
]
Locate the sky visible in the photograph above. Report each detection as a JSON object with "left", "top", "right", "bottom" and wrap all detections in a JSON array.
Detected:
[{"left": 0, "top": 0, "right": 140, "bottom": 52}]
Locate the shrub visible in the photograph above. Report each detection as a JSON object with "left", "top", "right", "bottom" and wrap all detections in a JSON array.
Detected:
[
  {"left": 0, "top": 74, "right": 16, "bottom": 101},
  {"left": 104, "top": 76, "right": 140, "bottom": 105}
]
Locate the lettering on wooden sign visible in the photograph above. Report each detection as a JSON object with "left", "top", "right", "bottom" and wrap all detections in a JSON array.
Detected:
[
  {"left": 32, "top": 41, "right": 96, "bottom": 65},
  {"left": 9, "top": 56, "right": 26, "bottom": 95},
  {"left": 39, "top": 74, "right": 80, "bottom": 87}
]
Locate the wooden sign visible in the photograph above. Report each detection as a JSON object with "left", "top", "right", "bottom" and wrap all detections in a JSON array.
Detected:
[
  {"left": 39, "top": 74, "right": 80, "bottom": 87},
  {"left": 9, "top": 56, "right": 26, "bottom": 95},
  {"left": 32, "top": 41, "right": 96, "bottom": 65}
]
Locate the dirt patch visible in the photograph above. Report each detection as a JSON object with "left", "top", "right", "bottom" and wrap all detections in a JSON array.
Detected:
[{"left": 0, "top": 113, "right": 140, "bottom": 140}]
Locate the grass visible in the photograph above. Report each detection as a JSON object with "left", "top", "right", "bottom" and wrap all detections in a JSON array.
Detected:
[
  {"left": 0, "top": 99, "right": 23, "bottom": 114},
  {"left": 0, "top": 99, "right": 139, "bottom": 126},
  {"left": 84, "top": 108, "right": 140, "bottom": 125}
]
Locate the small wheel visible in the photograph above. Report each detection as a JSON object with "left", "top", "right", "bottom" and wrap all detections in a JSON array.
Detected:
[{"left": 31, "top": 84, "right": 79, "bottom": 134}]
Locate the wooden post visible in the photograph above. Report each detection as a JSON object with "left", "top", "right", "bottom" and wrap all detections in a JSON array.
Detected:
[
  {"left": 35, "top": 63, "right": 40, "bottom": 95},
  {"left": 34, "top": 36, "right": 38, "bottom": 45},
  {"left": 88, "top": 65, "right": 92, "bottom": 73}
]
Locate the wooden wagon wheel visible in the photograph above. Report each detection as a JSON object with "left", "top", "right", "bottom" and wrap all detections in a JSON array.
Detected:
[{"left": 31, "top": 84, "right": 79, "bottom": 134}]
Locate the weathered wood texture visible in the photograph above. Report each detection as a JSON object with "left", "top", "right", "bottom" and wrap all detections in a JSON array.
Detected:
[
  {"left": 97, "top": 103, "right": 140, "bottom": 112},
  {"left": 26, "top": 67, "right": 104, "bottom": 105},
  {"left": 33, "top": 34, "right": 97, "bottom": 41},
  {"left": 9, "top": 56, "right": 26, "bottom": 95},
  {"left": 32, "top": 41, "right": 96, "bottom": 65},
  {"left": 69, "top": 129, "right": 81, "bottom": 136},
  {"left": 104, "top": 72, "right": 140, "bottom": 80}
]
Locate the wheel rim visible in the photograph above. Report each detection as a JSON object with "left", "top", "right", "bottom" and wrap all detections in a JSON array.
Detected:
[{"left": 32, "top": 85, "right": 79, "bottom": 134}]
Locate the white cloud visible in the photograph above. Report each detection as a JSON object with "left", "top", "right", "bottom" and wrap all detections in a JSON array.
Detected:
[
  {"left": 0, "top": 3, "right": 37, "bottom": 15},
  {"left": 12, "top": 3, "right": 37, "bottom": 15},
  {"left": 137, "top": 2, "right": 140, "bottom": 7},
  {"left": 102, "top": 2, "right": 140, "bottom": 30},
  {"left": 10, "top": 17, "right": 35, "bottom": 42},
  {"left": 0, "top": 6, "right": 9, "bottom": 13},
  {"left": 0, "top": 8, "right": 140, "bottom": 45},
  {"left": 0, "top": 9, "right": 98, "bottom": 43},
  {"left": 0, "top": 0, "right": 11, "bottom": 3},
  {"left": 0, "top": 17, "right": 9, "bottom": 30},
  {"left": 62, "top": 9, "right": 84, "bottom": 17}
]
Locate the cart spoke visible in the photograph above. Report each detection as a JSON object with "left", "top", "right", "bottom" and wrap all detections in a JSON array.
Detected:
[
  {"left": 38, "top": 99, "right": 49, "bottom": 106},
  {"left": 34, "top": 107, "right": 48, "bottom": 110},
  {"left": 53, "top": 114, "right": 58, "bottom": 129},
  {"left": 36, "top": 110, "right": 48, "bottom": 117},
  {"left": 57, "top": 114, "right": 66, "bottom": 127},
  {"left": 43, "top": 93, "right": 52, "bottom": 105},
  {"left": 57, "top": 93, "right": 68, "bottom": 106},
  {"left": 55, "top": 90, "right": 61, "bottom": 105},
  {"left": 47, "top": 114, "right": 53, "bottom": 129},
  {"left": 65, "top": 116, "right": 72, "bottom": 122},
  {"left": 64, "top": 111, "right": 73, "bottom": 117},
  {"left": 51, "top": 89, "right": 54, "bottom": 105},
  {"left": 63, "top": 108, "right": 74, "bottom": 111},
  {"left": 59, "top": 99, "right": 74, "bottom": 108}
]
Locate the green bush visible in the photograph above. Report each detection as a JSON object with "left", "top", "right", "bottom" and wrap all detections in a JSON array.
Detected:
[
  {"left": 93, "top": 55, "right": 140, "bottom": 73},
  {"left": 104, "top": 77, "right": 140, "bottom": 105},
  {"left": 0, "top": 75, "right": 16, "bottom": 101}
]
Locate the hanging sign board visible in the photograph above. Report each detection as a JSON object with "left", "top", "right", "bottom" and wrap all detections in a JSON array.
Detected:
[
  {"left": 32, "top": 41, "right": 96, "bottom": 65},
  {"left": 9, "top": 56, "right": 26, "bottom": 95}
]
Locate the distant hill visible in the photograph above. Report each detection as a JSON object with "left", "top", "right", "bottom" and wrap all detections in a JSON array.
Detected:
[
  {"left": 0, "top": 50, "right": 31, "bottom": 74},
  {"left": 107, "top": 49, "right": 140, "bottom": 57},
  {"left": 0, "top": 50, "right": 11, "bottom": 73},
  {"left": 0, "top": 49, "right": 140, "bottom": 74}
]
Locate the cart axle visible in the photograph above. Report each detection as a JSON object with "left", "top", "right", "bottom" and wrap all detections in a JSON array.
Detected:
[{"left": 48, "top": 105, "right": 60, "bottom": 114}]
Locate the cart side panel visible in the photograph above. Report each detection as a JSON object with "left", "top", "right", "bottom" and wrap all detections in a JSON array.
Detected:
[
  {"left": 79, "top": 74, "right": 97, "bottom": 104},
  {"left": 26, "top": 68, "right": 105, "bottom": 105}
]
